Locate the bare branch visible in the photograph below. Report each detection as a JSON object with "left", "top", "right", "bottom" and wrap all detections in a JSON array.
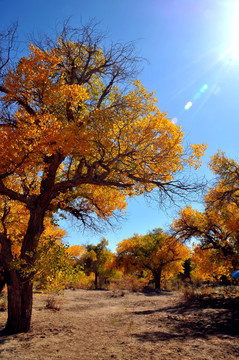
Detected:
[{"left": 0, "top": 22, "right": 18, "bottom": 75}]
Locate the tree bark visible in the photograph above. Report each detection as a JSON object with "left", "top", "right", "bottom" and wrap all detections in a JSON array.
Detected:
[
  {"left": 94, "top": 271, "right": 98, "bottom": 290},
  {"left": 0, "top": 270, "right": 7, "bottom": 292},
  {"left": 1, "top": 205, "right": 48, "bottom": 334},
  {"left": 153, "top": 268, "right": 162, "bottom": 290},
  {"left": 4, "top": 270, "right": 33, "bottom": 334}
]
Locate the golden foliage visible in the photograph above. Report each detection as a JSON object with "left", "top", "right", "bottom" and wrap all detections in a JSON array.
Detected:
[
  {"left": 116, "top": 228, "right": 190, "bottom": 288},
  {"left": 191, "top": 246, "right": 233, "bottom": 282}
]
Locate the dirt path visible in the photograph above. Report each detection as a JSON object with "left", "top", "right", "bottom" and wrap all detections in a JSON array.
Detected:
[{"left": 0, "top": 289, "right": 238, "bottom": 359}]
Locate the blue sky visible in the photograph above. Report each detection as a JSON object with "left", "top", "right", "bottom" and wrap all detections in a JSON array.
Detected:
[{"left": 1, "top": 0, "right": 239, "bottom": 250}]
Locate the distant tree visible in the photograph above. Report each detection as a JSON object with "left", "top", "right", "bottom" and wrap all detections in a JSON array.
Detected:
[
  {"left": 83, "top": 238, "right": 113, "bottom": 289},
  {"left": 0, "top": 20, "right": 206, "bottom": 334},
  {"left": 177, "top": 258, "right": 193, "bottom": 282},
  {"left": 182, "top": 258, "right": 192, "bottom": 279},
  {"left": 116, "top": 228, "right": 190, "bottom": 289}
]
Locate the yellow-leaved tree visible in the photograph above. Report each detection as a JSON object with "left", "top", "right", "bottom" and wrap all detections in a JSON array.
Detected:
[
  {"left": 82, "top": 238, "right": 114, "bottom": 289},
  {"left": 0, "top": 21, "right": 206, "bottom": 334},
  {"left": 191, "top": 246, "right": 233, "bottom": 282},
  {"left": 171, "top": 152, "right": 239, "bottom": 282},
  {"left": 116, "top": 228, "right": 190, "bottom": 289}
]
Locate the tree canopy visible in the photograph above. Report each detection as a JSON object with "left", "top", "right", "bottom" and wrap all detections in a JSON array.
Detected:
[{"left": 116, "top": 228, "right": 190, "bottom": 289}]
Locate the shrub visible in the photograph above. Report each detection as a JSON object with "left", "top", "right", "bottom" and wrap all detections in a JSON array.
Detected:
[
  {"left": 110, "top": 274, "right": 149, "bottom": 292},
  {"left": 45, "top": 295, "right": 61, "bottom": 311},
  {"left": 73, "top": 272, "right": 95, "bottom": 290},
  {"left": 182, "top": 288, "right": 198, "bottom": 303}
]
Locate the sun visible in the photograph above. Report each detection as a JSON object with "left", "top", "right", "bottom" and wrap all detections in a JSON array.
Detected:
[{"left": 228, "top": 2, "right": 239, "bottom": 61}]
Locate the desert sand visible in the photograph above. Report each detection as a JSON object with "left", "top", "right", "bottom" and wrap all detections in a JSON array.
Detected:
[{"left": 0, "top": 289, "right": 238, "bottom": 359}]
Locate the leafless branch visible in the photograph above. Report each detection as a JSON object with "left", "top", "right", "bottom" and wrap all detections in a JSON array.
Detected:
[{"left": 0, "top": 22, "right": 18, "bottom": 75}]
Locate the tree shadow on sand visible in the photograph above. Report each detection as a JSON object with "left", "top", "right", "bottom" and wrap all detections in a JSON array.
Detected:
[
  {"left": 133, "top": 294, "right": 239, "bottom": 342},
  {"left": 0, "top": 329, "right": 11, "bottom": 350}
]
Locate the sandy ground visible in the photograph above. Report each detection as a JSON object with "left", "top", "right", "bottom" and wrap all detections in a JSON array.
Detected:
[{"left": 0, "top": 289, "right": 239, "bottom": 360}]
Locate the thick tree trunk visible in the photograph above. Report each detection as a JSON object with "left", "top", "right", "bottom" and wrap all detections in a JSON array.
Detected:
[
  {"left": 4, "top": 271, "right": 33, "bottom": 334},
  {"left": 153, "top": 269, "right": 162, "bottom": 290},
  {"left": 94, "top": 271, "right": 98, "bottom": 290},
  {"left": 1, "top": 206, "right": 47, "bottom": 334},
  {"left": 0, "top": 271, "right": 7, "bottom": 292}
]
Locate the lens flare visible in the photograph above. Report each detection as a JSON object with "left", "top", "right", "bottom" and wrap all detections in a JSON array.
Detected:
[
  {"left": 200, "top": 84, "right": 208, "bottom": 93},
  {"left": 184, "top": 101, "right": 192, "bottom": 110}
]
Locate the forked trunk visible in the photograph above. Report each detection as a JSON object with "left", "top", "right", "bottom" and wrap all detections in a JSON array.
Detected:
[{"left": 4, "top": 271, "right": 33, "bottom": 334}]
